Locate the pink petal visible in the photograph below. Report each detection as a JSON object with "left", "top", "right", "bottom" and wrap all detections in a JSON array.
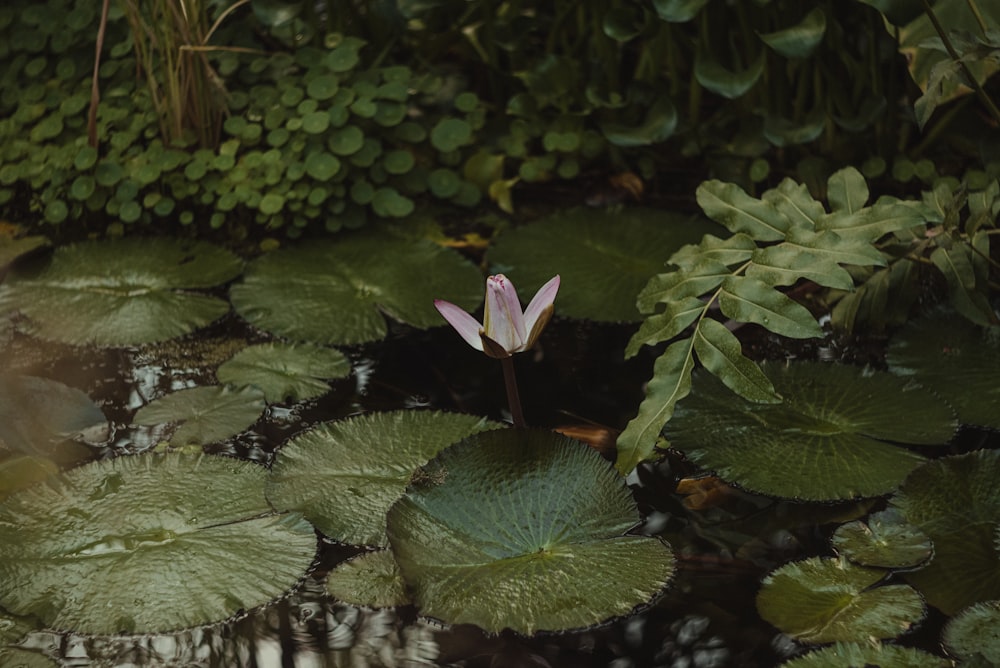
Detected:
[
  {"left": 523, "top": 275, "right": 560, "bottom": 338},
  {"left": 434, "top": 299, "right": 484, "bottom": 351},
  {"left": 483, "top": 274, "right": 526, "bottom": 353}
]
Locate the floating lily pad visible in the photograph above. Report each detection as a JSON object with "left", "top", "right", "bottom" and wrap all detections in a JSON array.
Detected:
[
  {"left": 832, "top": 509, "right": 933, "bottom": 569},
  {"left": 943, "top": 600, "right": 1000, "bottom": 664},
  {"left": 780, "top": 642, "right": 949, "bottom": 668},
  {"left": 325, "top": 549, "right": 410, "bottom": 609},
  {"left": 386, "top": 429, "right": 675, "bottom": 635},
  {"left": 0, "top": 454, "right": 58, "bottom": 500},
  {"left": 757, "top": 557, "right": 925, "bottom": 644},
  {"left": 666, "top": 363, "right": 956, "bottom": 500},
  {"left": 132, "top": 385, "right": 266, "bottom": 447},
  {"left": 486, "top": 207, "right": 718, "bottom": 322},
  {"left": 217, "top": 342, "right": 351, "bottom": 402},
  {"left": 0, "top": 453, "right": 317, "bottom": 634},
  {"left": 890, "top": 450, "right": 1000, "bottom": 615},
  {"left": 0, "top": 374, "right": 107, "bottom": 461},
  {"left": 231, "top": 230, "right": 482, "bottom": 344},
  {"left": 0, "top": 238, "right": 243, "bottom": 346},
  {"left": 887, "top": 311, "right": 1000, "bottom": 429},
  {"left": 267, "top": 411, "right": 501, "bottom": 547}
]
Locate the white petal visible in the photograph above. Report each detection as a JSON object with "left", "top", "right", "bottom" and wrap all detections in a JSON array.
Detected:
[
  {"left": 483, "top": 275, "right": 525, "bottom": 352},
  {"left": 523, "top": 275, "right": 560, "bottom": 337},
  {"left": 434, "top": 300, "right": 484, "bottom": 351}
]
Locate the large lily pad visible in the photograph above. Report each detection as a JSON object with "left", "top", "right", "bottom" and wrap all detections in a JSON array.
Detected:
[
  {"left": 757, "top": 557, "right": 925, "bottom": 644},
  {"left": 832, "top": 509, "right": 933, "bottom": 569},
  {"left": 890, "top": 449, "right": 1000, "bottom": 615},
  {"left": 267, "top": 411, "right": 501, "bottom": 547},
  {"left": 665, "top": 362, "right": 956, "bottom": 500},
  {"left": 325, "top": 549, "right": 410, "bottom": 609},
  {"left": 0, "top": 238, "right": 243, "bottom": 346},
  {"left": 943, "top": 600, "right": 1000, "bottom": 664},
  {"left": 231, "top": 230, "right": 482, "bottom": 344},
  {"left": 386, "top": 429, "right": 675, "bottom": 635},
  {"left": 780, "top": 642, "right": 949, "bottom": 668},
  {"left": 0, "top": 453, "right": 317, "bottom": 634},
  {"left": 887, "top": 311, "right": 1000, "bottom": 429},
  {"left": 216, "top": 342, "right": 351, "bottom": 402},
  {"left": 485, "top": 207, "right": 718, "bottom": 322},
  {"left": 132, "top": 385, "right": 266, "bottom": 447},
  {"left": 0, "top": 374, "right": 107, "bottom": 460}
]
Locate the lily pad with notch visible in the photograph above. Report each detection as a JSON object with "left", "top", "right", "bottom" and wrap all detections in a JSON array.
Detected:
[
  {"left": 231, "top": 230, "right": 482, "bottom": 344},
  {"left": 386, "top": 429, "right": 675, "bottom": 635},
  {"left": 486, "top": 207, "right": 719, "bottom": 322},
  {"left": 942, "top": 599, "right": 1000, "bottom": 665},
  {"left": 832, "top": 508, "right": 933, "bottom": 569},
  {"left": 217, "top": 342, "right": 351, "bottom": 403},
  {"left": 267, "top": 410, "right": 502, "bottom": 547},
  {"left": 0, "top": 238, "right": 243, "bottom": 347},
  {"left": 0, "top": 453, "right": 318, "bottom": 635},
  {"left": 757, "top": 556, "right": 926, "bottom": 644},
  {"left": 890, "top": 449, "right": 1000, "bottom": 615},
  {"left": 132, "top": 385, "right": 266, "bottom": 448},
  {"left": 665, "top": 362, "right": 956, "bottom": 501},
  {"left": 779, "top": 642, "right": 949, "bottom": 668},
  {"left": 325, "top": 549, "right": 410, "bottom": 609}
]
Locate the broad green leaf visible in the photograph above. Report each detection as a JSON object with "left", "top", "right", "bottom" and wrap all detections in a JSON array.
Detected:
[
  {"left": 231, "top": 229, "right": 483, "bottom": 344},
  {"left": 892, "top": 450, "right": 1000, "bottom": 614},
  {"left": 0, "top": 239, "right": 242, "bottom": 347},
  {"left": 387, "top": 429, "right": 675, "bottom": 635},
  {"left": 325, "top": 550, "right": 410, "bottom": 609},
  {"left": 652, "top": 0, "right": 709, "bottom": 22},
  {"left": 132, "top": 385, "right": 266, "bottom": 447},
  {"left": 832, "top": 509, "right": 933, "bottom": 569},
  {"left": 757, "top": 557, "right": 925, "bottom": 644},
  {"left": 784, "top": 227, "right": 886, "bottom": 266},
  {"left": 0, "top": 453, "right": 317, "bottom": 634},
  {"left": 668, "top": 233, "right": 757, "bottom": 271},
  {"left": 943, "top": 600, "right": 1000, "bottom": 665},
  {"left": 763, "top": 110, "right": 826, "bottom": 147},
  {"left": 636, "top": 260, "right": 730, "bottom": 311},
  {"left": 887, "top": 310, "right": 1000, "bottom": 429},
  {"left": 826, "top": 167, "right": 869, "bottom": 214},
  {"left": 718, "top": 276, "right": 823, "bottom": 339},
  {"left": 267, "top": 411, "right": 502, "bottom": 547},
  {"left": 747, "top": 246, "right": 854, "bottom": 290},
  {"left": 693, "top": 319, "right": 778, "bottom": 403},
  {"left": 601, "top": 96, "right": 678, "bottom": 147},
  {"left": 930, "top": 246, "right": 997, "bottom": 326},
  {"left": 216, "top": 342, "right": 351, "bottom": 403},
  {"left": 0, "top": 374, "right": 107, "bottom": 460},
  {"left": 757, "top": 7, "right": 827, "bottom": 59},
  {"left": 666, "top": 363, "right": 954, "bottom": 500},
  {"left": 780, "top": 643, "right": 949, "bottom": 668},
  {"left": 694, "top": 50, "right": 765, "bottom": 99},
  {"left": 816, "top": 202, "right": 927, "bottom": 243},
  {"left": 762, "top": 178, "right": 826, "bottom": 230},
  {"left": 856, "top": 0, "right": 923, "bottom": 26},
  {"left": 625, "top": 296, "right": 704, "bottom": 357},
  {"left": 696, "top": 180, "right": 791, "bottom": 241},
  {"left": 487, "top": 208, "right": 716, "bottom": 322},
  {"left": 615, "top": 337, "right": 695, "bottom": 475}
]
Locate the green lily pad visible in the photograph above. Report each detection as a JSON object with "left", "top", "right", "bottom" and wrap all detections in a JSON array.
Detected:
[
  {"left": 887, "top": 311, "right": 1000, "bottom": 429},
  {"left": 216, "top": 342, "right": 351, "bottom": 403},
  {"left": 943, "top": 600, "right": 1000, "bottom": 664},
  {"left": 325, "top": 549, "right": 410, "bottom": 609},
  {"left": 231, "top": 230, "right": 482, "bottom": 344},
  {"left": 666, "top": 363, "right": 955, "bottom": 501},
  {"left": 757, "top": 556, "right": 925, "bottom": 644},
  {"left": 267, "top": 411, "right": 501, "bottom": 547},
  {"left": 0, "top": 453, "right": 317, "bottom": 634},
  {"left": 780, "top": 642, "right": 949, "bottom": 668},
  {"left": 386, "top": 429, "right": 675, "bottom": 635},
  {"left": 486, "top": 208, "right": 719, "bottom": 322},
  {"left": 0, "top": 239, "right": 243, "bottom": 347},
  {"left": 0, "top": 374, "right": 107, "bottom": 460},
  {"left": 890, "top": 450, "right": 1000, "bottom": 615},
  {"left": 832, "top": 509, "right": 933, "bottom": 569},
  {"left": 132, "top": 385, "right": 266, "bottom": 447},
  {"left": 0, "top": 608, "right": 57, "bottom": 667}
]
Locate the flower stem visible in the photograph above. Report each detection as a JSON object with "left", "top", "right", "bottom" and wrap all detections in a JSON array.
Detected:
[{"left": 500, "top": 356, "right": 526, "bottom": 428}]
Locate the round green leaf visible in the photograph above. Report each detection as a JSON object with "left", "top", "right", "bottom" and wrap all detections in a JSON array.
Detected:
[
  {"left": 757, "top": 557, "right": 925, "bottom": 644},
  {"left": 486, "top": 207, "right": 719, "bottom": 322},
  {"left": 259, "top": 192, "right": 286, "bottom": 215},
  {"left": 943, "top": 600, "right": 1000, "bottom": 664},
  {"left": 832, "top": 509, "right": 933, "bottom": 569},
  {"left": 230, "top": 231, "right": 482, "bottom": 345},
  {"left": 217, "top": 342, "right": 350, "bottom": 402},
  {"left": 430, "top": 118, "right": 472, "bottom": 152},
  {"left": 43, "top": 200, "right": 68, "bottom": 224},
  {"left": 780, "top": 642, "right": 949, "bottom": 668},
  {"left": 427, "top": 168, "right": 461, "bottom": 198},
  {"left": 0, "top": 453, "right": 316, "bottom": 634},
  {"left": 301, "top": 110, "right": 330, "bottom": 134},
  {"left": 887, "top": 311, "right": 1000, "bottom": 429},
  {"left": 306, "top": 74, "right": 339, "bottom": 101},
  {"left": 666, "top": 363, "right": 956, "bottom": 501},
  {"left": 328, "top": 125, "right": 364, "bottom": 155},
  {"left": 304, "top": 152, "right": 341, "bottom": 181},
  {"left": 325, "top": 550, "right": 410, "bottom": 609},
  {"left": 267, "top": 411, "right": 500, "bottom": 547},
  {"left": 132, "top": 385, "right": 265, "bottom": 447},
  {"left": 891, "top": 450, "right": 1000, "bottom": 615},
  {"left": 0, "top": 239, "right": 243, "bottom": 347},
  {"left": 386, "top": 429, "right": 675, "bottom": 635},
  {"left": 0, "top": 374, "right": 106, "bottom": 460}
]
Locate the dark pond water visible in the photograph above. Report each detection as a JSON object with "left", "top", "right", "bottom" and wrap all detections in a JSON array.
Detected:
[{"left": 3, "top": 300, "right": 994, "bottom": 667}]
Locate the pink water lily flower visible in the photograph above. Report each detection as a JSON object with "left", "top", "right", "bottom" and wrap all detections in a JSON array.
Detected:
[{"left": 435, "top": 274, "right": 560, "bottom": 359}]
